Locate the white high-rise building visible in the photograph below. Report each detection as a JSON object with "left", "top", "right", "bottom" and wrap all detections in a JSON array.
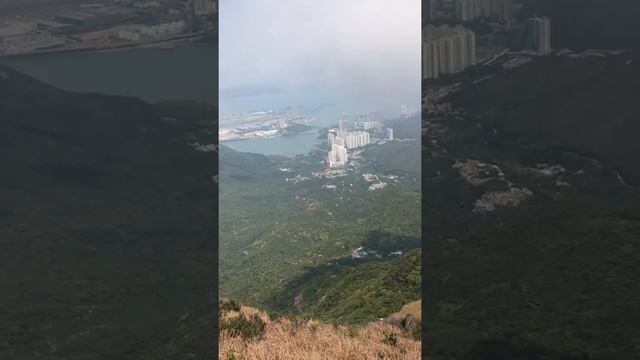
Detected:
[
  {"left": 328, "top": 132, "right": 336, "bottom": 146},
  {"left": 423, "top": 25, "right": 476, "bottom": 80},
  {"left": 328, "top": 149, "right": 337, "bottom": 163},
  {"left": 356, "top": 121, "right": 381, "bottom": 130},
  {"left": 328, "top": 143, "right": 348, "bottom": 168},
  {"left": 385, "top": 128, "right": 394, "bottom": 140},
  {"left": 524, "top": 16, "right": 552, "bottom": 54},
  {"left": 536, "top": 17, "right": 552, "bottom": 54},
  {"left": 341, "top": 131, "right": 370, "bottom": 149}
]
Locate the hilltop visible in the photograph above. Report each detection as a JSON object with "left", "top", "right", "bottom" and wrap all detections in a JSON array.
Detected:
[{"left": 218, "top": 300, "right": 421, "bottom": 360}]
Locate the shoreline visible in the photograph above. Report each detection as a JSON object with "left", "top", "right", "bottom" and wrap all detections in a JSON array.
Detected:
[
  {"left": 220, "top": 129, "right": 320, "bottom": 143},
  {"left": 0, "top": 32, "right": 216, "bottom": 59}
]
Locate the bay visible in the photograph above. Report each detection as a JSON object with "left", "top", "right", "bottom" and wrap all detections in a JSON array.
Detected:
[
  {"left": 0, "top": 43, "right": 360, "bottom": 157},
  {"left": 0, "top": 43, "right": 218, "bottom": 104},
  {"left": 222, "top": 130, "right": 321, "bottom": 157}
]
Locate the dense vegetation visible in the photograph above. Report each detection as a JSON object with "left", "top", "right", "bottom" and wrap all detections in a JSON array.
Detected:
[
  {"left": 451, "top": 54, "right": 640, "bottom": 185},
  {"left": 0, "top": 66, "right": 217, "bottom": 359},
  {"left": 219, "top": 127, "right": 421, "bottom": 325},
  {"left": 363, "top": 140, "right": 421, "bottom": 180},
  {"left": 269, "top": 249, "right": 421, "bottom": 325},
  {"left": 423, "top": 55, "right": 640, "bottom": 359}
]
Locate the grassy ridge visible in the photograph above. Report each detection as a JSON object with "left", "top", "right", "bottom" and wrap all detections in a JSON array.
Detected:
[{"left": 219, "top": 303, "right": 421, "bottom": 359}]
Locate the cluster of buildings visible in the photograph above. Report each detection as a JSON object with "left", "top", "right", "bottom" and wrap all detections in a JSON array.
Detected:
[
  {"left": 326, "top": 129, "right": 369, "bottom": 168},
  {"left": 0, "top": 0, "right": 217, "bottom": 56},
  {"left": 339, "top": 112, "right": 388, "bottom": 126},
  {"left": 329, "top": 130, "right": 371, "bottom": 150},
  {"left": 325, "top": 114, "right": 394, "bottom": 168},
  {"left": 423, "top": 25, "right": 477, "bottom": 79},
  {"left": 423, "top": 4, "right": 554, "bottom": 80},
  {"left": 116, "top": 20, "right": 186, "bottom": 42},
  {"left": 523, "top": 16, "right": 552, "bottom": 54},
  {"left": 455, "top": 0, "right": 515, "bottom": 23},
  {"left": 426, "top": 0, "right": 514, "bottom": 23},
  {"left": 327, "top": 142, "right": 349, "bottom": 168}
]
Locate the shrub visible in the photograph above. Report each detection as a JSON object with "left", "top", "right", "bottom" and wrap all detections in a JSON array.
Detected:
[
  {"left": 410, "top": 320, "right": 421, "bottom": 340},
  {"left": 220, "top": 313, "right": 266, "bottom": 340},
  {"left": 289, "top": 317, "right": 306, "bottom": 335},
  {"left": 219, "top": 299, "right": 241, "bottom": 313},
  {"left": 225, "top": 348, "right": 238, "bottom": 360},
  {"left": 382, "top": 332, "right": 398, "bottom": 347},
  {"left": 266, "top": 309, "right": 285, "bottom": 321},
  {"left": 309, "top": 322, "right": 319, "bottom": 333},
  {"left": 346, "top": 325, "right": 360, "bottom": 338}
]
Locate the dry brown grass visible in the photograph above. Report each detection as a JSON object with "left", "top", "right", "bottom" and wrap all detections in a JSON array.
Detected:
[
  {"left": 390, "top": 300, "right": 422, "bottom": 322},
  {"left": 219, "top": 305, "right": 421, "bottom": 360}
]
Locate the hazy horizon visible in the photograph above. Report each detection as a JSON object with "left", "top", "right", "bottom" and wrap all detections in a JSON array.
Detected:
[{"left": 219, "top": 0, "right": 421, "bottom": 117}]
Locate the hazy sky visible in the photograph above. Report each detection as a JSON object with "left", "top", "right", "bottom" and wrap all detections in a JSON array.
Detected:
[{"left": 219, "top": 0, "right": 421, "bottom": 115}]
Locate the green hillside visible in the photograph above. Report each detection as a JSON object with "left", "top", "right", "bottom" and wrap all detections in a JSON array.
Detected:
[
  {"left": 0, "top": 66, "right": 217, "bottom": 359},
  {"left": 363, "top": 140, "right": 421, "bottom": 180},
  {"left": 269, "top": 249, "right": 421, "bottom": 326},
  {"left": 451, "top": 54, "right": 640, "bottom": 185},
  {"left": 219, "top": 136, "right": 421, "bottom": 323},
  {"left": 424, "top": 56, "right": 640, "bottom": 359}
]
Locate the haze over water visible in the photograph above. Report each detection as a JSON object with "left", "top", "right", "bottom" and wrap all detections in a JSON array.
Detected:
[
  {"left": 219, "top": 0, "right": 421, "bottom": 156},
  {"left": 220, "top": 1, "right": 421, "bottom": 113}
]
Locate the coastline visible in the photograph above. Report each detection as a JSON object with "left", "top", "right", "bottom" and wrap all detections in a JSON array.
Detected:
[
  {"left": 221, "top": 129, "right": 322, "bottom": 157},
  {"left": 220, "top": 128, "right": 319, "bottom": 143},
  {"left": 0, "top": 31, "right": 216, "bottom": 59}
]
